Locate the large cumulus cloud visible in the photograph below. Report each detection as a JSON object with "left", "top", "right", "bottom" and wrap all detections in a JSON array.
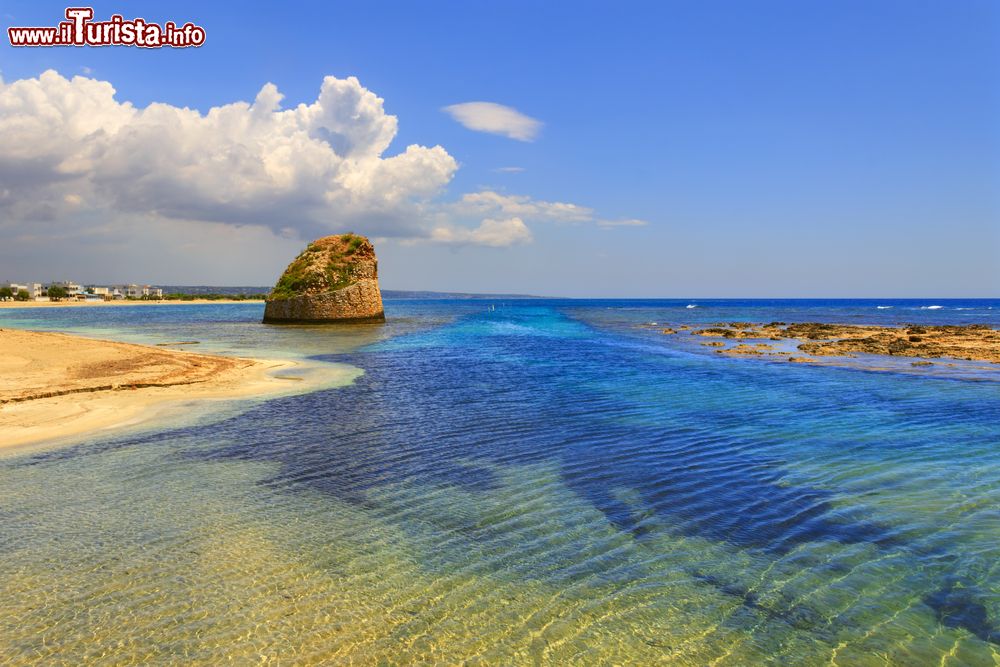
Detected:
[
  {"left": 0, "top": 71, "right": 643, "bottom": 253},
  {"left": 0, "top": 70, "right": 456, "bottom": 239}
]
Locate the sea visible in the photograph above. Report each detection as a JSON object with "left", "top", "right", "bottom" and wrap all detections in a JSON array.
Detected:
[{"left": 1, "top": 298, "right": 998, "bottom": 664}]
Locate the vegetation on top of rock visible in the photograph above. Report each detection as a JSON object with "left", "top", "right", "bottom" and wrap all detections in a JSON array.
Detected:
[{"left": 268, "top": 233, "right": 376, "bottom": 300}]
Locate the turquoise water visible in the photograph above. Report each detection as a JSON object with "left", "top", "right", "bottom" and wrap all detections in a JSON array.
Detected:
[{"left": 1, "top": 299, "right": 999, "bottom": 664}]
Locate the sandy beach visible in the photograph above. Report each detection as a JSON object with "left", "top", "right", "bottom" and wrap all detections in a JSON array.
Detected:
[{"left": 0, "top": 328, "right": 298, "bottom": 450}]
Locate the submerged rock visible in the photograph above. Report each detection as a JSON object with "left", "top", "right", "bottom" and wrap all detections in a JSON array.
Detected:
[
  {"left": 692, "top": 321, "right": 1000, "bottom": 365},
  {"left": 263, "top": 234, "right": 385, "bottom": 324}
]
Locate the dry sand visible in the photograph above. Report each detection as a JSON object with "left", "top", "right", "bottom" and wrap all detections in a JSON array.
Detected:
[{"left": 0, "top": 328, "right": 301, "bottom": 450}]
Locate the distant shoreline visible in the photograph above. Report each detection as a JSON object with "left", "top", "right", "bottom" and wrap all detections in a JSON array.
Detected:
[{"left": 0, "top": 299, "right": 265, "bottom": 308}]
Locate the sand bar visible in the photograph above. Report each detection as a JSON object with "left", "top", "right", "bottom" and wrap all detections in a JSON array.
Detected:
[{"left": 0, "top": 328, "right": 302, "bottom": 450}]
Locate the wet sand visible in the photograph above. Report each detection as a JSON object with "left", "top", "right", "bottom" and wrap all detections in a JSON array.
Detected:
[{"left": 0, "top": 328, "right": 298, "bottom": 450}]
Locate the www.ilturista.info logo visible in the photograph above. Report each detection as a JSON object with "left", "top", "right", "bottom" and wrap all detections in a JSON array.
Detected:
[{"left": 8, "top": 7, "right": 205, "bottom": 48}]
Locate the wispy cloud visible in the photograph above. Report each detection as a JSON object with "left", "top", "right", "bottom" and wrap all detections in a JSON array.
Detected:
[
  {"left": 494, "top": 166, "right": 525, "bottom": 173},
  {"left": 442, "top": 102, "right": 542, "bottom": 141},
  {"left": 431, "top": 217, "right": 532, "bottom": 247},
  {"left": 449, "top": 190, "right": 648, "bottom": 230},
  {"left": 597, "top": 218, "right": 648, "bottom": 228},
  {"left": 455, "top": 191, "right": 593, "bottom": 222}
]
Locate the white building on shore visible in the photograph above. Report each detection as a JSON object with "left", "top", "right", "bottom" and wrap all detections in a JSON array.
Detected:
[
  {"left": 3, "top": 281, "right": 163, "bottom": 301},
  {"left": 121, "top": 284, "right": 162, "bottom": 299},
  {"left": 6, "top": 283, "right": 42, "bottom": 299}
]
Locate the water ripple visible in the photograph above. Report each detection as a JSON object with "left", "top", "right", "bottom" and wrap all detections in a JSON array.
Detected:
[{"left": 1, "top": 303, "right": 998, "bottom": 663}]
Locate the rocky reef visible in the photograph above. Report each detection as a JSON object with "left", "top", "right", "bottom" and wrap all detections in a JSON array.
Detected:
[
  {"left": 690, "top": 322, "right": 1000, "bottom": 364},
  {"left": 263, "top": 234, "right": 385, "bottom": 324}
]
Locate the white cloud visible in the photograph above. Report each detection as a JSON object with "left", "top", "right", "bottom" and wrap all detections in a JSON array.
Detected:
[
  {"left": 431, "top": 217, "right": 532, "bottom": 247},
  {"left": 442, "top": 102, "right": 542, "bottom": 141},
  {"left": 453, "top": 191, "right": 649, "bottom": 229},
  {"left": 0, "top": 71, "right": 642, "bottom": 266},
  {"left": 494, "top": 166, "right": 525, "bottom": 173},
  {"left": 0, "top": 70, "right": 457, "bottom": 239},
  {"left": 455, "top": 190, "right": 594, "bottom": 222}
]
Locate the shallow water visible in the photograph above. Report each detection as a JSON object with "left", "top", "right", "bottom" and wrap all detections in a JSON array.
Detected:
[{"left": 1, "top": 299, "right": 999, "bottom": 664}]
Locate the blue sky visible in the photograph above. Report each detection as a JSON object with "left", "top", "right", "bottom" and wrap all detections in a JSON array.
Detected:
[{"left": 0, "top": 1, "right": 997, "bottom": 296}]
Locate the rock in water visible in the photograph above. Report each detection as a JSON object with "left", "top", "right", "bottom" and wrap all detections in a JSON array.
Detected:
[{"left": 263, "top": 234, "right": 385, "bottom": 324}]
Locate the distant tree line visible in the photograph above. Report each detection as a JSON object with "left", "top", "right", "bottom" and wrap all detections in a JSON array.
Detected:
[
  {"left": 0, "top": 288, "right": 31, "bottom": 301},
  {"left": 46, "top": 286, "right": 68, "bottom": 301}
]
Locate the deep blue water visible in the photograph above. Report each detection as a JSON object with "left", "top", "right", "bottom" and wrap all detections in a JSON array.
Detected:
[{"left": 2, "top": 298, "right": 999, "bottom": 663}]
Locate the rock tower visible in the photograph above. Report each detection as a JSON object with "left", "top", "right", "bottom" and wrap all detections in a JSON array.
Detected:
[{"left": 262, "top": 234, "right": 385, "bottom": 324}]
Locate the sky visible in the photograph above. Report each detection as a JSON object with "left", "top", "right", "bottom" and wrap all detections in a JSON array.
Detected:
[{"left": 0, "top": 0, "right": 997, "bottom": 297}]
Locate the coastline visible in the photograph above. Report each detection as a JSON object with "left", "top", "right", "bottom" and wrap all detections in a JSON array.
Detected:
[
  {"left": 0, "top": 301, "right": 998, "bottom": 663},
  {"left": 0, "top": 328, "right": 333, "bottom": 451},
  {"left": 0, "top": 299, "right": 264, "bottom": 308}
]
